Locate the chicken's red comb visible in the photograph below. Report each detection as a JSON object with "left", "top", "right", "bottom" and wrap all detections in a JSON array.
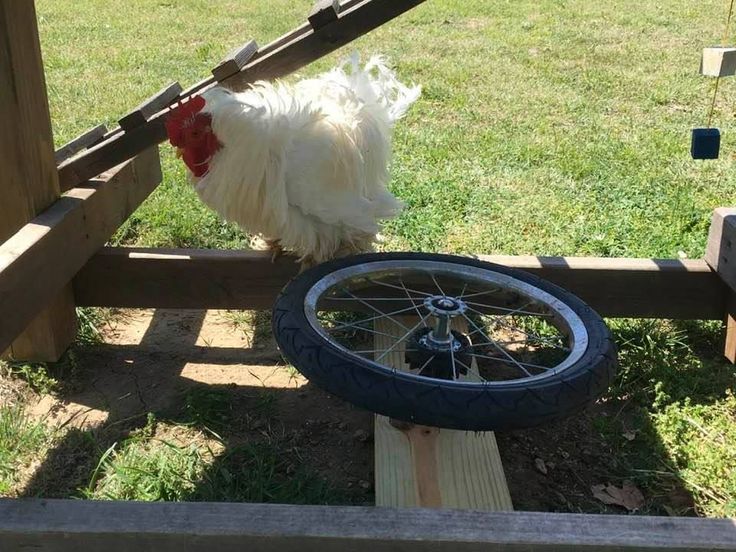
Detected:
[{"left": 165, "top": 95, "right": 207, "bottom": 148}]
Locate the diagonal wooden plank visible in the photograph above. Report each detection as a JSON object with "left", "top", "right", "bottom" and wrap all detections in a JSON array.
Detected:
[
  {"left": 56, "top": 0, "right": 427, "bottom": 191},
  {"left": 308, "top": 0, "right": 341, "bottom": 29},
  {"left": 211, "top": 40, "right": 259, "bottom": 82},
  {"left": 54, "top": 124, "right": 108, "bottom": 164},
  {"left": 0, "top": 147, "right": 162, "bottom": 354},
  {"left": 118, "top": 82, "right": 183, "bottom": 131}
]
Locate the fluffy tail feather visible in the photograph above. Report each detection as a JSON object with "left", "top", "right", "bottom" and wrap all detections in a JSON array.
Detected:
[{"left": 335, "top": 52, "right": 421, "bottom": 123}]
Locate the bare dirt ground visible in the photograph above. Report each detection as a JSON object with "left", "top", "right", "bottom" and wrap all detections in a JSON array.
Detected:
[{"left": 20, "top": 308, "right": 694, "bottom": 514}]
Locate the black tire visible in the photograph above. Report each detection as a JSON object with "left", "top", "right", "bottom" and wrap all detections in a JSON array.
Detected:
[{"left": 272, "top": 252, "right": 617, "bottom": 431}]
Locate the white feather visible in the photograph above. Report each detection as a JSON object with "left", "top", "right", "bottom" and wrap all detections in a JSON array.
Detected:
[{"left": 192, "top": 53, "right": 420, "bottom": 264}]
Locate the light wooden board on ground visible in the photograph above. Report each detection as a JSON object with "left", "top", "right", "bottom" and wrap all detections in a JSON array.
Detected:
[{"left": 373, "top": 316, "right": 513, "bottom": 510}]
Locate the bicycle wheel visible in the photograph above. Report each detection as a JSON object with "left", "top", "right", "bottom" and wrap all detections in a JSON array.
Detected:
[{"left": 272, "top": 252, "right": 617, "bottom": 431}]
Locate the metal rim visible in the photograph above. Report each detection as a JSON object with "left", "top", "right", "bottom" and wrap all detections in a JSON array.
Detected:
[{"left": 303, "top": 260, "right": 589, "bottom": 388}]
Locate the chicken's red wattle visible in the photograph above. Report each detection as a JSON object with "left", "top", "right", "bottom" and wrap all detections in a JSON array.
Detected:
[{"left": 165, "top": 96, "right": 222, "bottom": 177}]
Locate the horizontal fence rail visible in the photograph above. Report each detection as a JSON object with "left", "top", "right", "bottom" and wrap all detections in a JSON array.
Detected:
[
  {"left": 73, "top": 248, "right": 726, "bottom": 319},
  {"left": 1, "top": 499, "right": 735, "bottom": 551}
]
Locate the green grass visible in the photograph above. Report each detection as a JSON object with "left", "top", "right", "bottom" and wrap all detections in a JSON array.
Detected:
[
  {"left": 655, "top": 392, "right": 736, "bottom": 517},
  {"left": 0, "top": 405, "right": 49, "bottom": 494},
  {"left": 81, "top": 412, "right": 347, "bottom": 504},
  {"left": 0, "top": 0, "right": 728, "bottom": 514},
  {"left": 82, "top": 415, "right": 218, "bottom": 501},
  {"left": 592, "top": 319, "right": 736, "bottom": 516}
]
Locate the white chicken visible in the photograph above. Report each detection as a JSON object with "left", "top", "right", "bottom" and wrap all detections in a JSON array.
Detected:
[{"left": 165, "top": 54, "right": 420, "bottom": 267}]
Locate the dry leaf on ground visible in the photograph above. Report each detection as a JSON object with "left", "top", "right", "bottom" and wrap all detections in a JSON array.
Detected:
[{"left": 591, "top": 481, "right": 645, "bottom": 511}]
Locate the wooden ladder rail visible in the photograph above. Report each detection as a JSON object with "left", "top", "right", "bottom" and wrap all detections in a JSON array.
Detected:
[{"left": 56, "top": 0, "right": 426, "bottom": 192}]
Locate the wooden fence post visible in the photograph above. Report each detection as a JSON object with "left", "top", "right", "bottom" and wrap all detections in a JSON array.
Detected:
[{"left": 0, "top": 0, "right": 77, "bottom": 361}]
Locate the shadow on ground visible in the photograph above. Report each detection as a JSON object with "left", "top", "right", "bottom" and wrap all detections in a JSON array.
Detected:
[{"left": 19, "top": 309, "right": 733, "bottom": 515}]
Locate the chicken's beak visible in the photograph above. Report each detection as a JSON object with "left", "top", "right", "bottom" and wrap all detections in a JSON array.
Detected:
[{"left": 175, "top": 148, "right": 184, "bottom": 159}]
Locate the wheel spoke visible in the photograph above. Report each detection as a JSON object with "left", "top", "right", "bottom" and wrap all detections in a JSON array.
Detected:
[
  {"left": 489, "top": 315, "right": 568, "bottom": 349},
  {"left": 375, "top": 314, "right": 431, "bottom": 363},
  {"left": 368, "top": 278, "right": 432, "bottom": 297},
  {"left": 470, "top": 339, "right": 570, "bottom": 352},
  {"left": 340, "top": 288, "right": 411, "bottom": 332},
  {"left": 458, "top": 287, "right": 501, "bottom": 299},
  {"left": 455, "top": 357, "right": 487, "bottom": 382},
  {"left": 449, "top": 345, "right": 458, "bottom": 380},
  {"left": 325, "top": 304, "right": 420, "bottom": 332},
  {"left": 429, "top": 272, "right": 447, "bottom": 296},
  {"left": 303, "top": 261, "right": 589, "bottom": 389},
  {"left": 354, "top": 348, "right": 421, "bottom": 355},
  {"left": 400, "top": 276, "right": 428, "bottom": 327},
  {"left": 326, "top": 324, "right": 407, "bottom": 341},
  {"left": 468, "top": 351, "right": 553, "bottom": 372},
  {"left": 466, "top": 301, "right": 535, "bottom": 336},
  {"left": 410, "top": 354, "right": 437, "bottom": 373},
  {"left": 461, "top": 313, "right": 533, "bottom": 377},
  {"left": 464, "top": 301, "right": 552, "bottom": 317},
  {"left": 325, "top": 296, "right": 426, "bottom": 302}
]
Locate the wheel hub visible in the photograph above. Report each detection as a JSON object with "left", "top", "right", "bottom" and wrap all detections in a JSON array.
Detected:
[
  {"left": 423, "top": 295, "right": 467, "bottom": 317},
  {"left": 404, "top": 295, "right": 472, "bottom": 380}
]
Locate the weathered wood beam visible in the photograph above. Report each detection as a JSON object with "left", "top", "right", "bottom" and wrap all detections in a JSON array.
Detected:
[
  {"left": 701, "top": 47, "right": 736, "bottom": 77},
  {"left": 74, "top": 248, "right": 725, "bottom": 319},
  {"left": 706, "top": 208, "right": 736, "bottom": 287},
  {"left": 56, "top": 0, "right": 426, "bottom": 191},
  {"left": 54, "top": 124, "right": 108, "bottom": 164},
  {"left": 0, "top": 0, "right": 76, "bottom": 361},
  {"left": 482, "top": 255, "right": 725, "bottom": 319},
  {"left": 1, "top": 498, "right": 735, "bottom": 551},
  {"left": 118, "top": 82, "right": 183, "bottom": 131},
  {"left": 74, "top": 247, "right": 299, "bottom": 310},
  {"left": 705, "top": 207, "right": 736, "bottom": 361},
  {"left": 309, "top": 0, "right": 341, "bottom": 29},
  {"left": 225, "top": 0, "right": 425, "bottom": 89},
  {"left": 0, "top": 148, "right": 162, "bottom": 355},
  {"left": 211, "top": 40, "right": 259, "bottom": 82}
]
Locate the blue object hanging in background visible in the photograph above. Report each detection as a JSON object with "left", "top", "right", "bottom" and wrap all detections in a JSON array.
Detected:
[{"left": 691, "top": 128, "right": 721, "bottom": 159}]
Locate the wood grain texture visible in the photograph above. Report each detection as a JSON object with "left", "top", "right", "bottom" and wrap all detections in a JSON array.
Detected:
[
  {"left": 6, "top": 291, "right": 77, "bottom": 362},
  {"left": 308, "top": 0, "right": 340, "bottom": 29},
  {"left": 74, "top": 247, "right": 300, "bottom": 310},
  {"left": 118, "top": 82, "right": 183, "bottom": 131},
  {"left": 0, "top": 0, "right": 76, "bottom": 361},
  {"left": 374, "top": 317, "right": 513, "bottom": 510},
  {"left": 58, "top": 117, "right": 168, "bottom": 192},
  {"left": 1, "top": 498, "right": 735, "bottom": 551},
  {"left": 706, "top": 208, "right": 736, "bottom": 287},
  {"left": 701, "top": 47, "right": 736, "bottom": 77},
  {"left": 75, "top": 249, "right": 725, "bottom": 319},
  {"left": 0, "top": 148, "right": 162, "bottom": 355},
  {"left": 705, "top": 209, "right": 736, "bottom": 362},
  {"left": 56, "top": 0, "right": 426, "bottom": 190},
  {"left": 225, "top": 0, "right": 427, "bottom": 89},
  {"left": 725, "top": 292, "right": 736, "bottom": 363},
  {"left": 212, "top": 40, "right": 259, "bottom": 82},
  {"left": 54, "top": 124, "right": 108, "bottom": 164}
]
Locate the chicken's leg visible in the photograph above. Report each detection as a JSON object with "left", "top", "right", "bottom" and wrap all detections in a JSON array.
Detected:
[{"left": 264, "top": 238, "right": 284, "bottom": 263}]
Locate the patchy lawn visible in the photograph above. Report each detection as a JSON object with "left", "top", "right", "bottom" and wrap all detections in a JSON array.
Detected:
[{"left": 1, "top": 0, "right": 734, "bottom": 516}]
